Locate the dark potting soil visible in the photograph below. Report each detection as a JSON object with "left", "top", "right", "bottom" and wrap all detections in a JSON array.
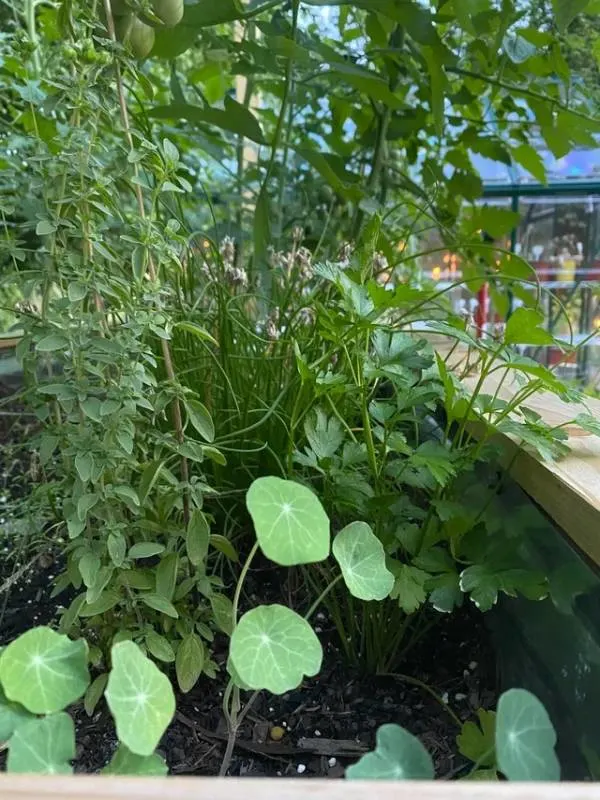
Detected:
[{"left": 0, "top": 379, "right": 499, "bottom": 780}]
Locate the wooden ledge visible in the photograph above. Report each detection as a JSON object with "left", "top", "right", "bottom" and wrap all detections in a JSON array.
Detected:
[
  {"left": 1, "top": 776, "right": 600, "bottom": 800},
  {"left": 431, "top": 335, "right": 600, "bottom": 565}
]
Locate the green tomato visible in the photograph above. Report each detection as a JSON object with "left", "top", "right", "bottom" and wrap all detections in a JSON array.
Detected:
[
  {"left": 146, "top": 0, "right": 183, "bottom": 26},
  {"left": 127, "top": 16, "right": 155, "bottom": 59}
]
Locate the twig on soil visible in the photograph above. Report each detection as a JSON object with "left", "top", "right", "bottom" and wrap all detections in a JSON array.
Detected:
[
  {"left": 378, "top": 672, "right": 463, "bottom": 728},
  {"left": 175, "top": 712, "right": 366, "bottom": 761}
]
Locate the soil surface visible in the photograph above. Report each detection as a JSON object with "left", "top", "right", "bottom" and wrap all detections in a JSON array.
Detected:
[{"left": 0, "top": 378, "right": 498, "bottom": 779}]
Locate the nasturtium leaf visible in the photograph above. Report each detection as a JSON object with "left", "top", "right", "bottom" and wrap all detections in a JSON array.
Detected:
[
  {"left": 346, "top": 724, "right": 434, "bottom": 780},
  {"left": 0, "top": 686, "right": 31, "bottom": 742},
  {"left": 226, "top": 655, "right": 252, "bottom": 691},
  {"left": 230, "top": 604, "right": 322, "bottom": 694},
  {"left": 246, "top": 477, "right": 330, "bottom": 566},
  {"left": 457, "top": 709, "right": 496, "bottom": 767},
  {"left": 333, "top": 522, "right": 394, "bottom": 601},
  {"left": 105, "top": 641, "right": 175, "bottom": 756},
  {"left": 7, "top": 713, "right": 75, "bottom": 774},
  {"left": 187, "top": 509, "right": 210, "bottom": 567},
  {"left": 185, "top": 398, "right": 215, "bottom": 442},
  {"left": 103, "top": 744, "right": 168, "bottom": 776},
  {"left": 0, "top": 627, "right": 89, "bottom": 714},
  {"left": 496, "top": 689, "right": 560, "bottom": 781},
  {"left": 175, "top": 633, "right": 204, "bottom": 693}
]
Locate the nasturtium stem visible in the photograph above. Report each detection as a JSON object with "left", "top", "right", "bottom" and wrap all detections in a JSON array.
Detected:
[
  {"left": 305, "top": 573, "right": 343, "bottom": 621},
  {"left": 232, "top": 541, "right": 259, "bottom": 625}
]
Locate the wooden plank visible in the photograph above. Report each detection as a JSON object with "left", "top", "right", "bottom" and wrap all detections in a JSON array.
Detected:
[
  {"left": 2, "top": 776, "right": 600, "bottom": 800},
  {"left": 431, "top": 335, "right": 600, "bottom": 565}
]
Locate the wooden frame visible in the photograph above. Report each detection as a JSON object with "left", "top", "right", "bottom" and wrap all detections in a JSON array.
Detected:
[
  {"left": 2, "top": 776, "right": 600, "bottom": 799},
  {"left": 432, "top": 336, "right": 600, "bottom": 566}
]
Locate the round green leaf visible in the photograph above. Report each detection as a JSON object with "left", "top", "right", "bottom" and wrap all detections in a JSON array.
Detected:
[
  {"left": 103, "top": 744, "right": 168, "bottom": 776},
  {"left": 230, "top": 604, "right": 322, "bottom": 694},
  {"left": 105, "top": 641, "right": 175, "bottom": 756},
  {"left": 0, "top": 627, "right": 89, "bottom": 714},
  {"left": 7, "top": 713, "right": 75, "bottom": 775},
  {"left": 496, "top": 689, "right": 560, "bottom": 781},
  {"left": 246, "top": 477, "right": 330, "bottom": 566},
  {"left": 0, "top": 687, "right": 32, "bottom": 742},
  {"left": 346, "top": 724, "right": 434, "bottom": 780},
  {"left": 333, "top": 521, "right": 394, "bottom": 601}
]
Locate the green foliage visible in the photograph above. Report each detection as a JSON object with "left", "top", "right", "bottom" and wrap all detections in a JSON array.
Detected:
[
  {"left": 346, "top": 724, "right": 434, "bottom": 780},
  {"left": 348, "top": 689, "right": 559, "bottom": 782},
  {"left": 496, "top": 688, "right": 561, "bottom": 781},
  {"left": 333, "top": 522, "right": 394, "bottom": 601},
  {"left": 246, "top": 477, "right": 330, "bottom": 565},
  {"left": 230, "top": 604, "right": 323, "bottom": 694},
  {"left": 0, "top": 627, "right": 173, "bottom": 775},
  {"left": 0, "top": 627, "right": 89, "bottom": 714},
  {"left": 106, "top": 640, "right": 176, "bottom": 756},
  {"left": 0, "top": 0, "right": 598, "bottom": 780}
]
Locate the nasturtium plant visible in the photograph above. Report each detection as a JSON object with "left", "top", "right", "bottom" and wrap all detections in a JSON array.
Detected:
[
  {"left": 496, "top": 689, "right": 560, "bottom": 781},
  {"left": 7, "top": 714, "right": 76, "bottom": 775},
  {"left": 246, "top": 477, "right": 330, "bottom": 565},
  {"left": 0, "top": 687, "right": 31, "bottom": 742},
  {"left": 346, "top": 724, "right": 435, "bottom": 780},
  {"left": 103, "top": 744, "right": 168, "bottom": 777},
  {"left": 348, "top": 689, "right": 560, "bottom": 782},
  {"left": 230, "top": 604, "right": 322, "bottom": 694},
  {"left": 333, "top": 522, "right": 394, "bottom": 601},
  {"left": 0, "top": 627, "right": 89, "bottom": 714},
  {"left": 106, "top": 641, "right": 176, "bottom": 756},
  {"left": 0, "top": 627, "right": 174, "bottom": 775}
]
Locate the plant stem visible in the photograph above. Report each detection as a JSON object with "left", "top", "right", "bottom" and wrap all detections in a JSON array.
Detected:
[
  {"left": 102, "top": 0, "right": 189, "bottom": 523},
  {"left": 305, "top": 572, "right": 343, "bottom": 621},
  {"left": 233, "top": 541, "right": 259, "bottom": 624},
  {"left": 379, "top": 672, "right": 463, "bottom": 728},
  {"left": 25, "top": 0, "right": 41, "bottom": 75}
]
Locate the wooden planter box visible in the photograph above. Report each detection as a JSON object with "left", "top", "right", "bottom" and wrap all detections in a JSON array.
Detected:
[{"left": 1, "top": 776, "right": 600, "bottom": 799}]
